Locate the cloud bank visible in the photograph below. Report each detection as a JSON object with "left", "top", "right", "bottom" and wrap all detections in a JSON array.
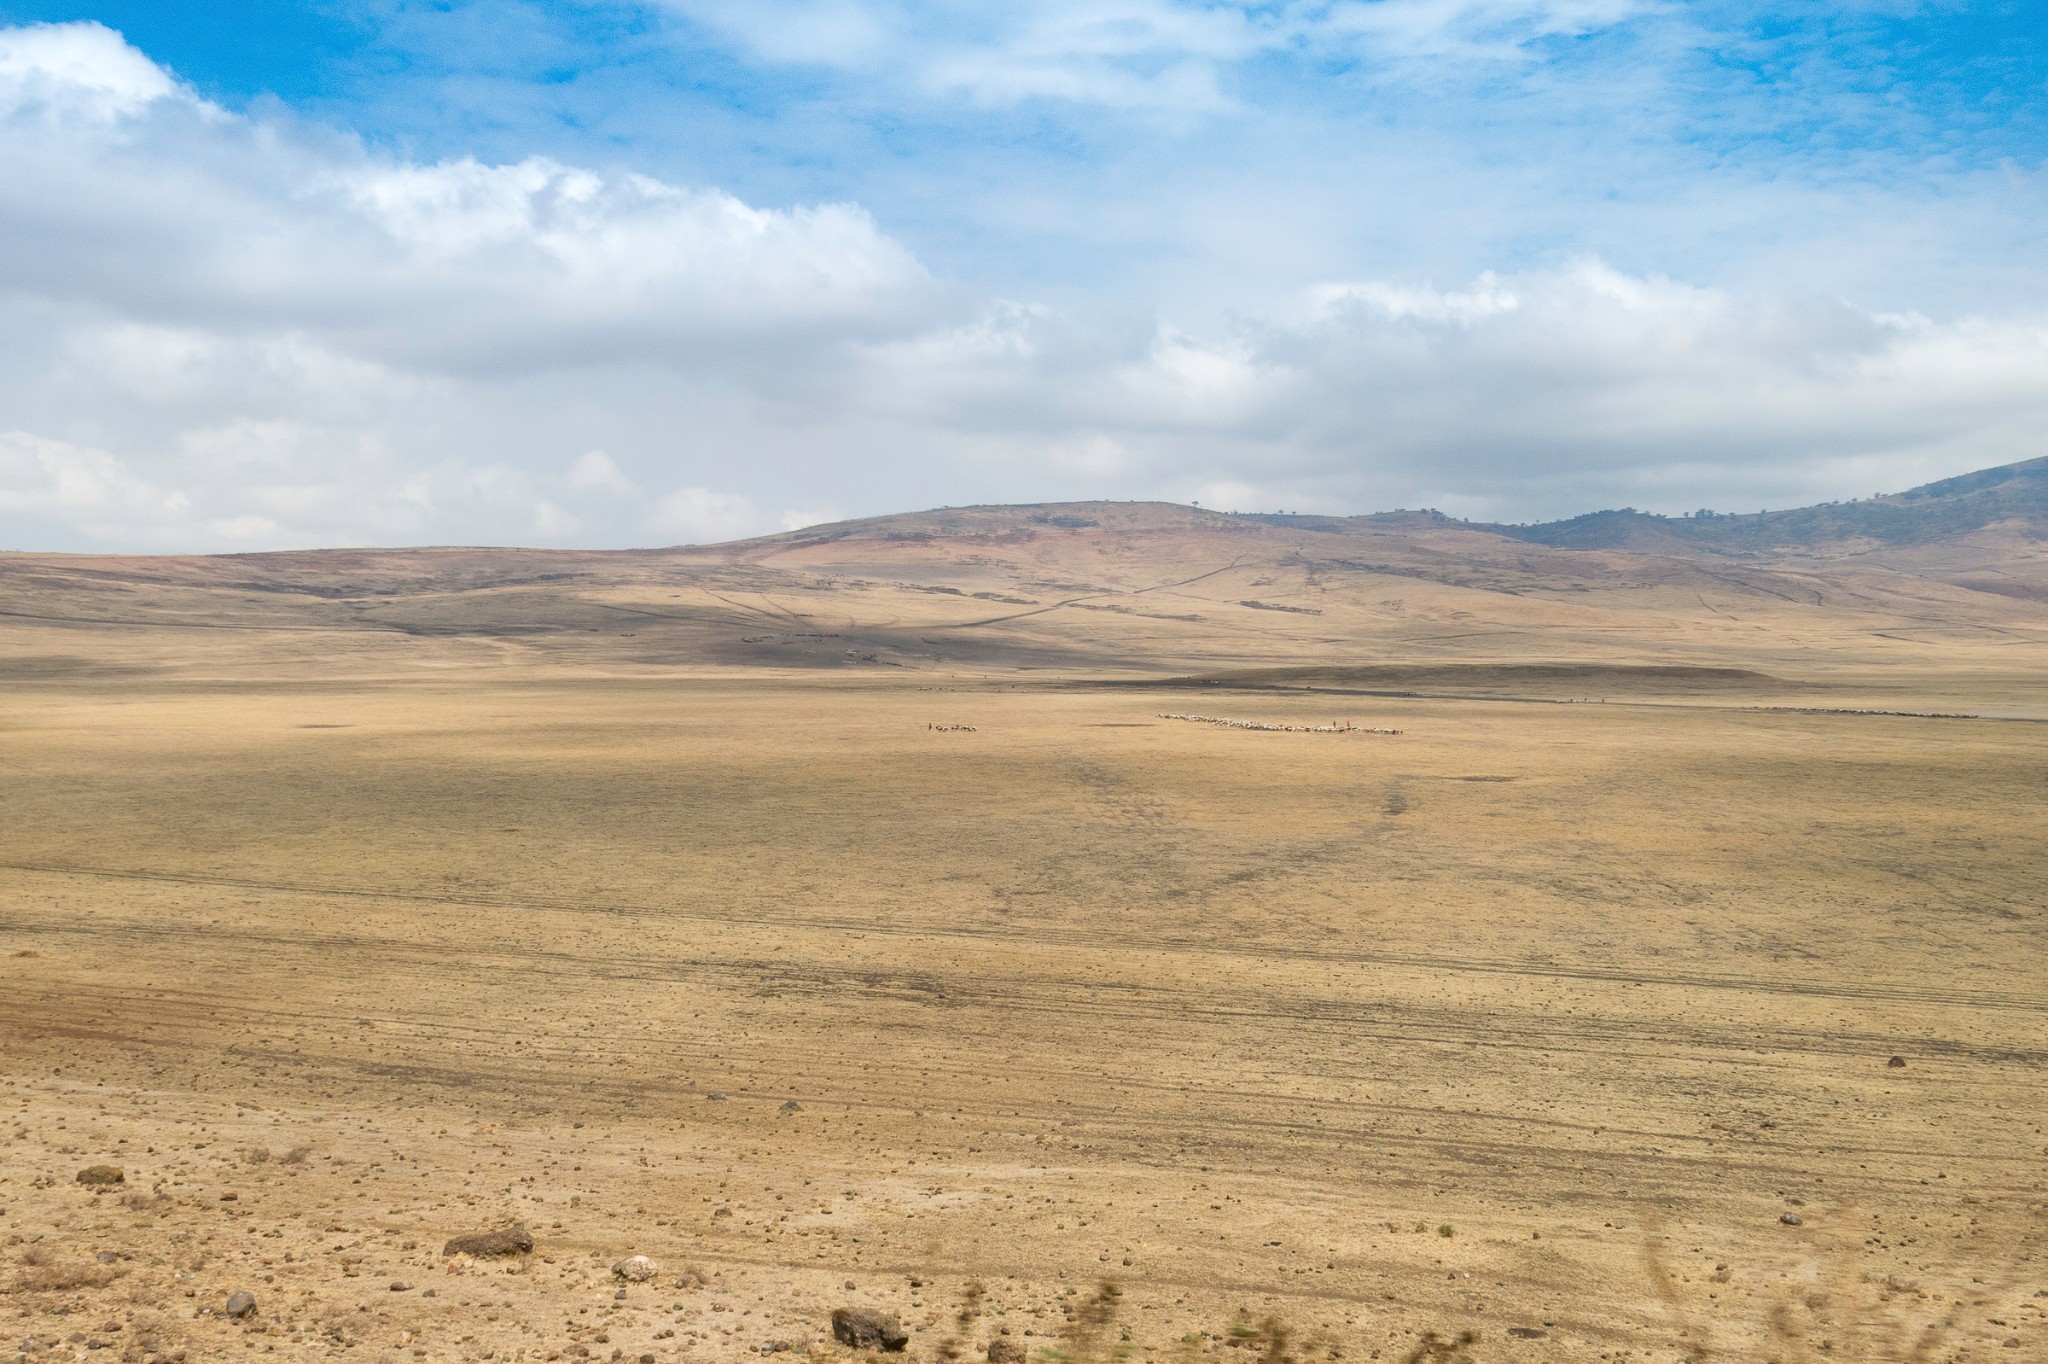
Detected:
[{"left": 0, "top": 17, "right": 2043, "bottom": 551}]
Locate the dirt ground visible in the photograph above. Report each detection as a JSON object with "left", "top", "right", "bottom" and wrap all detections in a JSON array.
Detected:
[{"left": 3, "top": 517, "right": 2047, "bottom": 1363}]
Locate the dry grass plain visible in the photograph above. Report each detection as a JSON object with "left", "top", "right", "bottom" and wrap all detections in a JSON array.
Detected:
[{"left": 3, "top": 506, "right": 2047, "bottom": 1364}]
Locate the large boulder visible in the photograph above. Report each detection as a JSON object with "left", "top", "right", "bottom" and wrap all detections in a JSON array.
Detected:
[
  {"left": 612, "top": 1256, "right": 658, "bottom": 1282},
  {"left": 442, "top": 1224, "right": 534, "bottom": 1257},
  {"left": 831, "top": 1308, "right": 909, "bottom": 1352}
]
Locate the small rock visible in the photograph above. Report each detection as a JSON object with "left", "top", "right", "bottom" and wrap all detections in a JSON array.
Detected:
[
  {"left": 224, "top": 1292, "right": 256, "bottom": 1319},
  {"left": 442, "top": 1225, "right": 534, "bottom": 1257},
  {"left": 389, "top": 1282, "right": 410, "bottom": 1292},
  {"left": 613, "top": 1288, "right": 627, "bottom": 1301},
  {"left": 612, "top": 1256, "right": 657, "bottom": 1283},
  {"left": 831, "top": 1308, "right": 909, "bottom": 1352},
  {"left": 705, "top": 1092, "right": 727, "bottom": 1101},
  {"left": 75, "top": 1166, "right": 125, "bottom": 1187},
  {"left": 1506, "top": 1327, "right": 1547, "bottom": 1339},
  {"left": 779, "top": 1100, "right": 801, "bottom": 1113},
  {"left": 2004, "top": 1340, "right": 2021, "bottom": 1350},
  {"left": 219, "top": 1192, "right": 237, "bottom": 1202},
  {"left": 1780, "top": 1213, "right": 1804, "bottom": 1226},
  {"left": 988, "top": 1340, "right": 1027, "bottom": 1364}
]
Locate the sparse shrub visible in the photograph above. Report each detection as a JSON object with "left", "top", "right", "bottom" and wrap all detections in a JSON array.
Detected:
[
  {"left": 14, "top": 1259, "right": 122, "bottom": 1292},
  {"left": 1060, "top": 1282, "right": 1124, "bottom": 1364},
  {"left": 936, "top": 1280, "right": 986, "bottom": 1363},
  {"left": 1400, "top": 1331, "right": 1475, "bottom": 1363},
  {"left": 1436, "top": 1224, "right": 1452, "bottom": 1238}
]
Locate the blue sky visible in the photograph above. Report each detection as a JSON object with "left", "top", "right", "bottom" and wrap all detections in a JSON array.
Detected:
[{"left": 0, "top": 1, "right": 2043, "bottom": 548}]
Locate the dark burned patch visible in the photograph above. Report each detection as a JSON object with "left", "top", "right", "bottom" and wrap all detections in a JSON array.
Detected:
[
  {"left": 1951, "top": 577, "right": 2048, "bottom": 602},
  {"left": 1103, "top": 661, "right": 1792, "bottom": 696},
  {"left": 0, "top": 656, "right": 155, "bottom": 681}
]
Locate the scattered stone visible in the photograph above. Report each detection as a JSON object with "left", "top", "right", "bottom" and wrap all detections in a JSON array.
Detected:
[
  {"left": 706, "top": 1092, "right": 727, "bottom": 1101},
  {"left": 673, "top": 1266, "right": 709, "bottom": 1289},
  {"left": 219, "top": 1191, "right": 238, "bottom": 1202},
  {"left": 1507, "top": 1327, "right": 1547, "bottom": 1339},
  {"left": 75, "top": 1166, "right": 125, "bottom": 1187},
  {"left": 831, "top": 1308, "right": 909, "bottom": 1352},
  {"left": 389, "top": 1282, "right": 411, "bottom": 1292},
  {"left": 779, "top": 1100, "right": 801, "bottom": 1114},
  {"left": 442, "top": 1224, "right": 534, "bottom": 1257},
  {"left": 2003, "top": 1340, "right": 2020, "bottom": 1350},
  {"left": 612, "top": 1256, "right": 657, "bottom": 1283},
  {"left": 988, "top": 1339, "right": 1027, "bottom": 1364},
  {"left": 1888, "top": 1056, "right": 1907, "bottom": 1068},
  {"left": 224, "top": 1292, "right": 257, "bottom": 1319},
  {"left": 613, "top": 1288, "right": 627, "bottom": 1301},
  {"left": 1780, "top": 1213, "right": 1804, "bottom": 1226}
]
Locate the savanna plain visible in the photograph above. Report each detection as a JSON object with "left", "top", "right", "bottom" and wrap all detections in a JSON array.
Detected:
[{"left": 3, "top": 496, "right": 2046, "bottom": 1364}]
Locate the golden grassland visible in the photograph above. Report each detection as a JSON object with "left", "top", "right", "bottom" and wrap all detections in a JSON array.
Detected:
[{"left": 3, "top": 511, "right": 2047, "bottom": 1362}]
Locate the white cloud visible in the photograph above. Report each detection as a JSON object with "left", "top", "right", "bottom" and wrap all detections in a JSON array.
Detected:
[
  {"left": 0, "top": 431, "right": 185, "bottom": 530},
  {"left": 0, "top": 21, "right": 175, "bottom": 120},
  {"left": 0, "top": 20, "right": 2045, "bottom": 551},
  {"left": 1321, "top": 0, "right": 1644, "bottom": 59},
  {"left": 661, "top": 1, "right": 1643, "bottom": 109},
  {"left": 642, "top": 486, "right": 769, "bottom": 544},
  {"left": 780, "top": 506, "right": 842, "bottom": 531},
  {"left": 567, "top": 450, "right": 640, "bottom": 498}
]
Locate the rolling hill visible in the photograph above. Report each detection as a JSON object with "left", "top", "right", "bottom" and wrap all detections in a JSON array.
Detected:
[{"left": 3, "top": 456, "right": 2046, "bottom": 690}]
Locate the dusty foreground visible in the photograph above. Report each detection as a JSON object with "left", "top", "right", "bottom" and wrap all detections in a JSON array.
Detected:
[{"left": 4, "top": 659, "right": 2045, "bottom": 1364}]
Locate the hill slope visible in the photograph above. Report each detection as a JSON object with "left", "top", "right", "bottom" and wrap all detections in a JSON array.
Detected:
[
  {"left": 3, "top": 459, "right": 2048, "bottom": 686},
  {"left": 1484, "top": 455, "right": 2048, "bottom": 554}
]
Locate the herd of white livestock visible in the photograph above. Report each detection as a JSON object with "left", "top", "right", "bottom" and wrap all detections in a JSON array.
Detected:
[{"left": 1156, "top": 713, "right": 1399, "bottom": 735}]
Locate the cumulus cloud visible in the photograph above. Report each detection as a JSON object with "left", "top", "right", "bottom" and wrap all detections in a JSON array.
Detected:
[
  {"left": 642, "top": 486, "right": 771, "bottom": 543},
  {"left": 0, "top": 19, "right": 2044, "bottom": 551},
  {"left": 566, "top": 450, "right": 640, "bottom": 498},
  {"left": 831, "top": 258, "right": 2048, "bottom": 521},
  {"left": 0, "top": 22, "right": 930, "bottom": 549},
  {"left": 0, "top": 21, "right": 174, "bottom": 120}
]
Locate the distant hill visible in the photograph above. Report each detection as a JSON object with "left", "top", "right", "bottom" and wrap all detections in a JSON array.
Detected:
[
  {"left": 1480, "top": 455, "right": 2048, "bottom": 554},
  {"left": 5, "top": 454, "right": 2048, "bottom": 684}
]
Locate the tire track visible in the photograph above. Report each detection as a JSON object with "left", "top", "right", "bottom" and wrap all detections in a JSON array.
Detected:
[{"left": 4, "top": 859, "right": 2040, "bottom": 1014}]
